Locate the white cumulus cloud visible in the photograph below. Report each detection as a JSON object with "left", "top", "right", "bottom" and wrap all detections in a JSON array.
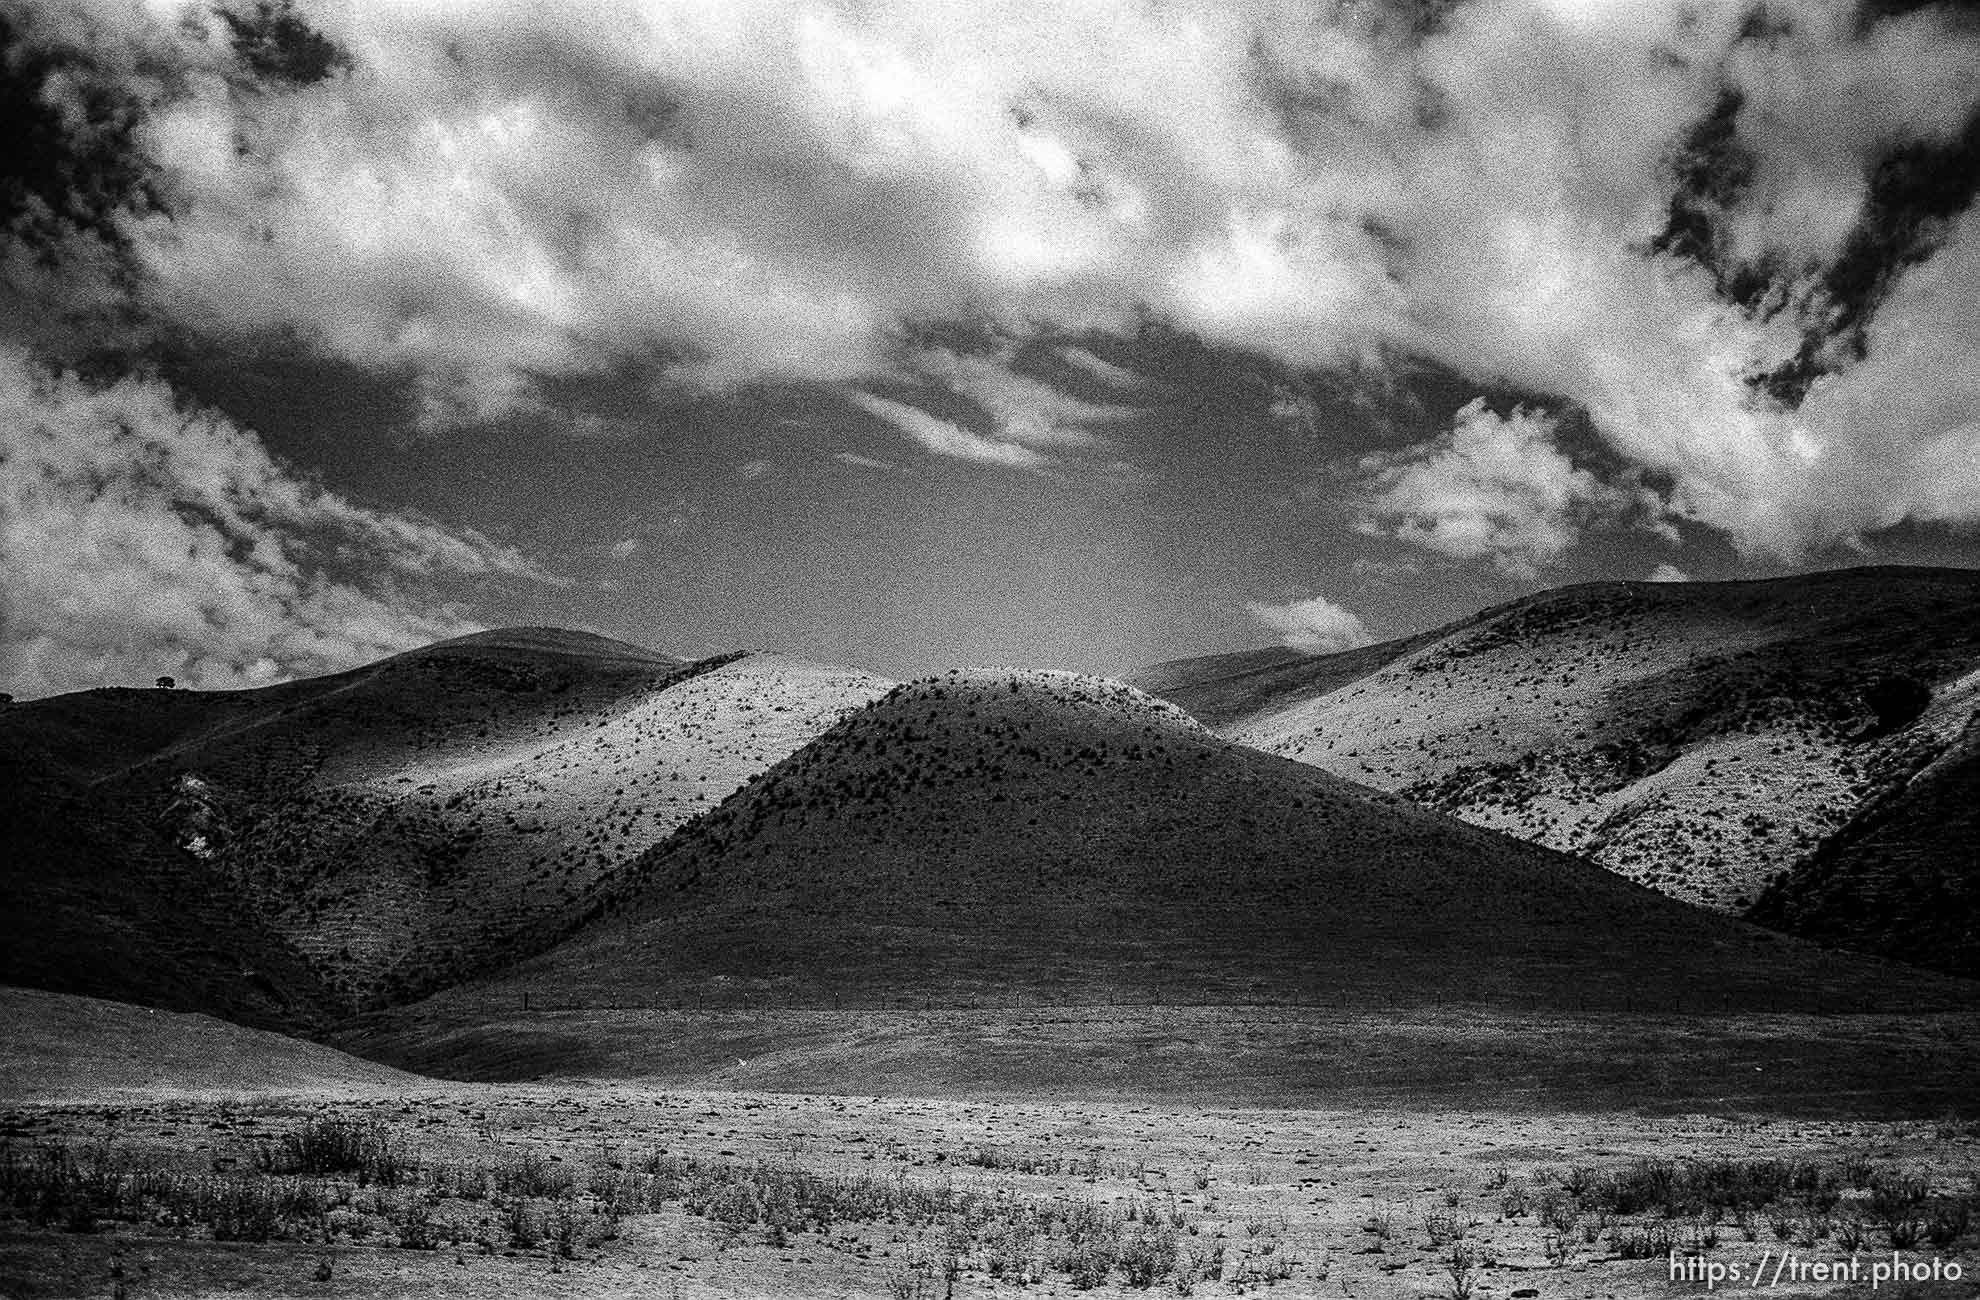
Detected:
[
  {"left": 1244, "top": 595, "right": 1375, "bottom": 654},
  {"left": 9, "top": 0, "right": 1980, "bottom": 561},
  {"left": 1351, "top": 399, "right": 1643, "bottom": 579},
  {"left": 0, "top": 347, "right": 548, "bottom": 699}
]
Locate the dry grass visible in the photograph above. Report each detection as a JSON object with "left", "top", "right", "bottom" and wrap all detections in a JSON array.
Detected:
[{"left": 2, "top": 1086, "right": 1974, "bottom": 1299}]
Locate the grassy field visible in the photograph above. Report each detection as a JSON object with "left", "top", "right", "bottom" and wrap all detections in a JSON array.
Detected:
[
  {"left": 340, "top": 1004, "right": 1980, "bottom": 1119},
  {"left": 5, "top": 990, "right": 1979, "bottom": 1297},
  {"left": 3, "top": 1078, "right": 1976, "bottom": 1298}
]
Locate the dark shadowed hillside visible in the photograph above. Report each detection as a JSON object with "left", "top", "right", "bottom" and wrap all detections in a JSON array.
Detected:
[
  {"left": 2, "top": 686, "right": 348, "bottom": 1031},
  {"left": 0, "top": 630, "right": 890, "bottom": 1025},
  {"left": 1133, "top": 568, "right": 1980, "bottom": 968},
  {"left": 1748, "top": 711, "right": 1980, "bottom": 979}
]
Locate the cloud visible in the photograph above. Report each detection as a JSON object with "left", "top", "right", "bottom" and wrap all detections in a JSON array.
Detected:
[
  {"left": 907, "top": 346, "right": 1137, "bottom": 450},
  {"left": 832, "top": 450, "right": 900, "bottom": 472},
  {"left": 0, "top": 347, "right": 546, "bottom": 699},
  {"left": 845, "top": 390, "right": 1047, "bottom": 469},
  {"left": 1785, "top": 202, "right": 1980, "bottom": 534},
  {"left": 1056, "top": 346, "right": 1150, "bottom": 392},
  {"left": 1244, "top": 595, "right": 1375, "bottom": 654},
  {"left": 1351, "top": 399, "right": 1643, "bottom": 579},
  {"left": 1646, "top": 563, "right": 1691, "bottom": 583},
  {"left": 8, "top": 0, "right": 1980, "bottom": 560},
  {"left": 1268, "top": 384, "right": 1322, "bottom": 439}
]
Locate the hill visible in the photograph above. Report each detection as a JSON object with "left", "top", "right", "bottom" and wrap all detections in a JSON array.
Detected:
[
  {"left": 352, "top": 667, "right": 1966, "bottom": 1081},
  {"left": 1747, "top": 697, "right": 1980, "bottom": 978},
  {"left": 0, "top": 631, "right": 891, "bottom": 1025},
  {"left": 0, "top": 986, "right": 423, "bottom": 1103},
  {"left": 1128, "top": 632, "right": 1445, "bottom": 729},
  {"left": 1133, "top": 569, "right": 1980, "bottom": 946}
]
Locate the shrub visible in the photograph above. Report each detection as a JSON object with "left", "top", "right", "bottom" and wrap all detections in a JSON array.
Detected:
[
  {"left": 1443, "top": 1243, "right": 1479, "bottom": 1300},
  {"left": 393, "top": 1193, "right": 442, "bottom": 1250},
  {"left": 1564, "top": 1157, "right": 1845, "bottom": 1219},
  {"left": 504, "top": 1197, "right": 542, "bottom": 1250},
  {"left": 495, "top": 1149, "right": 575, "bottom": 1200},
  {"left": 1871, "top": 1173, "right": 1929, "bottom": 1248},
  {"left": 1926, "top": 1198, "right": 1971, "bottom": 1247},
  {"left": 1611, "top": 1223, "right": 1676, "bottom": 1259},
  {"left": 1116, "top": 1224, "right": 1179, "bottom": 1288},
  {"left": 1424, "top": 1210, "right": 1471, "bottom": 1245},
  {"left": 209, "top": 1180, "right": 281, "bottom": 1242},
  {"left": 260, "top": 1116, "right": 413, "bottom": 1187}
]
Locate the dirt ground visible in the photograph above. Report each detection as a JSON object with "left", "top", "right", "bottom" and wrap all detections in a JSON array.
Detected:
[{"left": 3, "top": 1081, "right": 1976, "bottom": 1299}]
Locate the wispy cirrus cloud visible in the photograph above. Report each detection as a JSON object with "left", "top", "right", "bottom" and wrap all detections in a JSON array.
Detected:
[
  {"left": 1056, "top": 346, "right": 1151, "bottom": 394},
  {"left": 831, "top": 449, "right": 901, "bottom": 473},
  {"left": 907, "top": 346, "right": 1139, "bottom": 452},
  {"left": 845, "top": 391, "right": 1047, "bottom": 470}
]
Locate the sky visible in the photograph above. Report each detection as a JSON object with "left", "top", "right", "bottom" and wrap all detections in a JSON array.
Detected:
[{"left": 2, "top": 0, "right": 1978, "bottom": 697}]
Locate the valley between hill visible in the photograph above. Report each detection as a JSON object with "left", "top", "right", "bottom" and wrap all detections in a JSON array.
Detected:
[{"left": 4, "top": 573, "right": 1980, "bottom": 1298}]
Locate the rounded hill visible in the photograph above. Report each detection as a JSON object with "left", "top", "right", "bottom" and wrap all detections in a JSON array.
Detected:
[
  {"left": 432, "top": 670, "right": 1958, "bottom": 1023},
  {"left": 1133, "top": 567, "right": 1980, "bottom": 932},
  {"left": 0, "top": 632, "right": 890, "bottom": 1025}
]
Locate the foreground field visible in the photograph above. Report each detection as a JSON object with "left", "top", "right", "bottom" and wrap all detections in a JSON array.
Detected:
[
  {"left": 5, "top": 991, "right": 1976, "bottom": 1297},
  {"left": 3, "top": 1083, "right": 1977, "bottom": 1299}
]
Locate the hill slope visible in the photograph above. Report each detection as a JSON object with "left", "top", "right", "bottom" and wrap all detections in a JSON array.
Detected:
[
  {"left": 1134, "top": 569, "right": 1980, "bottom": 935},
  {"left": 0, "top": 631, "right": 891, "bottom": 1024},
  {"left": 1129, "top": 633, "right": 1446, "bottom": 730},
  {"left": 0, "top": 986, "right": 423, "bottom": 1102},
  {"left": 1747, "top": 684, "right": 1980, "bottom": 978},
  {"left": 365, "top": 670, "right": 1959, "bottom": 1062}
]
